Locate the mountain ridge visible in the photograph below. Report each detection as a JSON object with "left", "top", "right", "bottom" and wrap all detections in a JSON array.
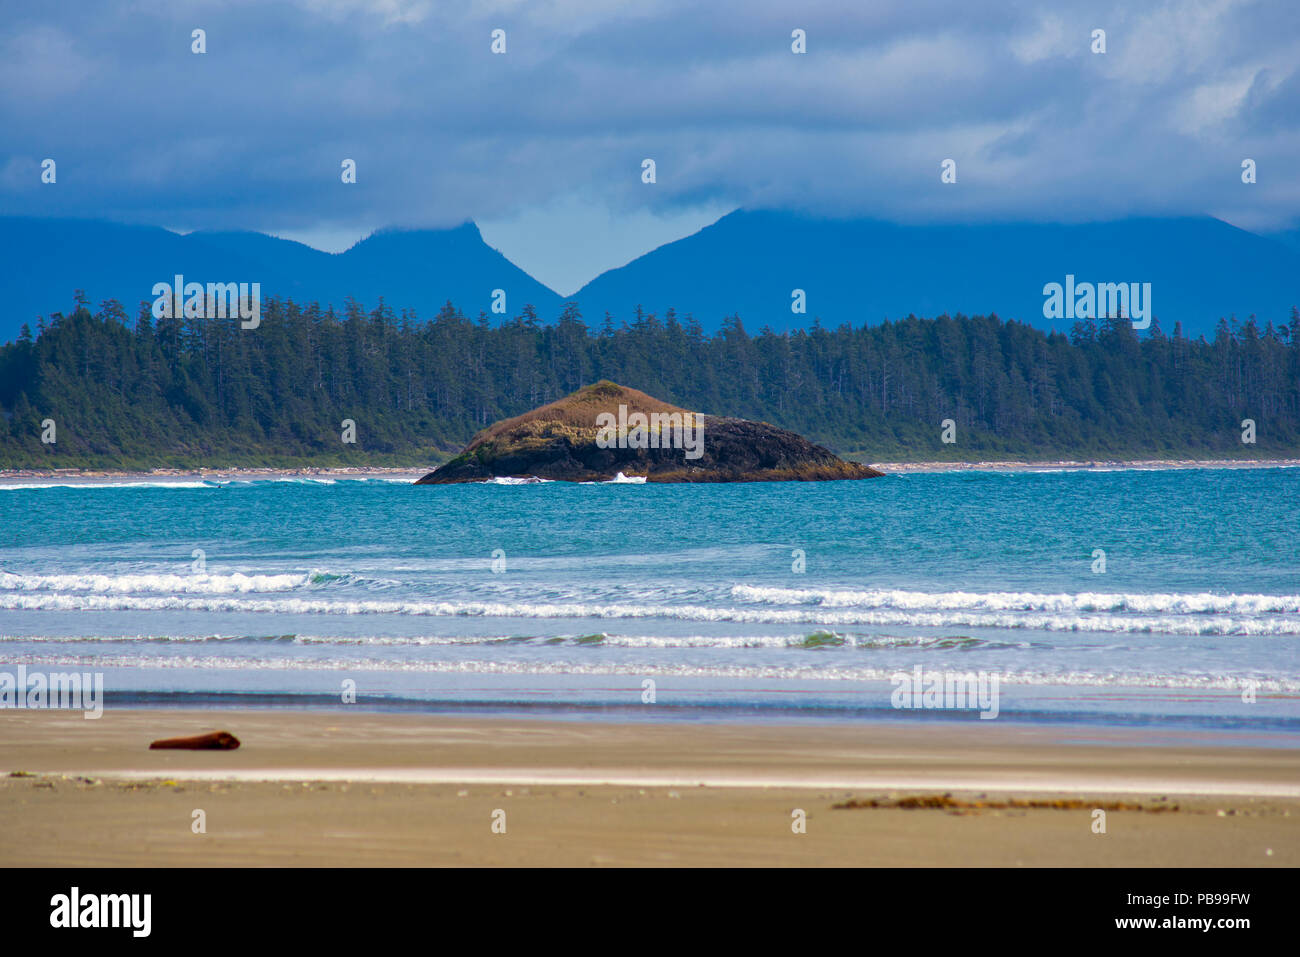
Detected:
[
  {"left": 571, "top": 210, "right": 1300, "bottom": 340},
  {"left": 0, "top": 217, "right": 563, "bottom": 343},
  {"left": 3, "top": 211, "right": 1298, "bottom": 344}
]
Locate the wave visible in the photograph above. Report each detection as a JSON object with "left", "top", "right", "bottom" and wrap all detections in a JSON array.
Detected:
[
  {"left": 730, "top": 585, "right": 1300, "bottom": 616},
  {"left": 0, "top": 569, "right": 393, "bottom": 595},
  {"left": 0, "top": 630, "right": 1012, "bottom": 650},
  {"left": 11, "top": 651, "right": 1299, "bottom": 692},
  {"left": 10, "top": 571, "right": 1291, "bottom": 620},
  {"left": 485, "top": 472, "right": 643, "bottom": 484},
  {"left": 3, "top": 591, "right": 1299, "bottom": 635},
  {"left": 0, "top": 570, "right": 310, "bottom": 594}
]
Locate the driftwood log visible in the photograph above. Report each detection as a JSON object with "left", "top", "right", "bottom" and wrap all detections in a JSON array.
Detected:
[{"left": 148, "top": 731, "right": 241, "bottom": 750}]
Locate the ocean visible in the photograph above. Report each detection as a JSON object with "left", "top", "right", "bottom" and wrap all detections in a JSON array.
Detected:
[{"left": 1, "top": 468, "right": 1297, "bottom": 741}]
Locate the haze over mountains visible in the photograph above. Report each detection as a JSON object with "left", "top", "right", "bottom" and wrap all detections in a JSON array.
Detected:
[{"left": 2, "top": 211, "right": 1298, "bottom": 344}]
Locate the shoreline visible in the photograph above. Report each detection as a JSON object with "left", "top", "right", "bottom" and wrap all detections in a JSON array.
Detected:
[
  {"left": 865, "top": 458, "right": 1300, "bottom": 473},
  {"left": 2, "top": 709, "right": 1296, "bottom": 866},
  {"left": 0, "top": 466, "right": 430, "bottom": 485},
  {"left": 1, "top": 459, "right": 1297, "bottom": 484}
]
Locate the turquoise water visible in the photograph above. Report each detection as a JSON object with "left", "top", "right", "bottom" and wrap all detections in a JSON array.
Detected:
[{"left": 0, "top": 468, "right": 1297, "bottom": 737}]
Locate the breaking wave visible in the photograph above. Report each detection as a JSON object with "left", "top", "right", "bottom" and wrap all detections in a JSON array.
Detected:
[
  {"left": 2, "top": 590, "right": 1298, "bottom": 635},
  {"left": 12, "top": 650, "right": 1299, "bottom": 692},
  {"left": 730, "top": 585, "right": 1300, "bottom": 616}
]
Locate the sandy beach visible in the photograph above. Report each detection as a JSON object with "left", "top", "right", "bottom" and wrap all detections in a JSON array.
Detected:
[{"left": 1, "top": 709, "right": 1295, "bottom": 867}]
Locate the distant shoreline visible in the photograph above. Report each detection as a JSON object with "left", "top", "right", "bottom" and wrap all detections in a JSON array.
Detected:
[
  {"left": 0, "top": 466, "right": 431, "bottom": 485},
  {"left": 1, "top": 459, "right": 1297, "bottom": 483},
  {"left": 865, "top": 458, "right": 1300, "bottom": 473}
]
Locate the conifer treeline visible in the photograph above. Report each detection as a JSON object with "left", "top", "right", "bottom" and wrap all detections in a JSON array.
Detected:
[{"left": 1, "top": 293, "right": 1298, "bottom": 468}]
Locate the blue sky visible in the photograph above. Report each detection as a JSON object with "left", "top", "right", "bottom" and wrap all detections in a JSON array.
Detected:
[{"left": 1, "top": 0, "right": 1297, "bottom": 294}]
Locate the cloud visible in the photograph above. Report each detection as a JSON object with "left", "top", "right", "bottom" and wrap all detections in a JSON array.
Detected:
[
  {"left": 0, "top": 24, "right": 99, "bottom": 103},
  {"left": 0, "top": 0, "right": 1296, "bottom": 284},
  {"left": 292, "top": 0, "right": 435, "bottom": 26}
]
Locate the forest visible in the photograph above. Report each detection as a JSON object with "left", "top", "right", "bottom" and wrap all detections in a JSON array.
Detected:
[{"left": 1, "top": 291, "right": 1298, "bottom": 468}]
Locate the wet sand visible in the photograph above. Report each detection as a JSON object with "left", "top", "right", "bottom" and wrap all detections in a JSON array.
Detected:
[{"left": 1, "top": 709, "right": 1295, "bottom": 866}]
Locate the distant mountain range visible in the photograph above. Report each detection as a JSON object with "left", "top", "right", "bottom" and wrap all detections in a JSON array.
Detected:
[
  {"left": 577, "top": 212, "right": 1300, "bottom": 340},
  {"left": 0, "top": 218, "right": 559, "bottom": 343},
  {"left": 3, "top": 211, "right": 1298, "bottom": 344}
]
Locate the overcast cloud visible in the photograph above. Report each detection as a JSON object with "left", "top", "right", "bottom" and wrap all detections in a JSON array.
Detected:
[{"left": 1, "top": 0, "right": 1297, "bottom": 291}]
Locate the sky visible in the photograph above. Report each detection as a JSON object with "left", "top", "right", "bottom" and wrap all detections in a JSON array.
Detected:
[{"left": 1, "top": 0, "right": 1297, "bottom": 294}]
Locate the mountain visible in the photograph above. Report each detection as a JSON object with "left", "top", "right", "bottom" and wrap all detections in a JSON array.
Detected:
[
  {"left": 416, "top": 380, "right": 884, "bottom": 483},
  {"left": 1267, "top": 227, "right": 1300, "bottom": 256},
  {"left": 571, "top": 211, "right": 1300, "bottom": 340},
  {"left": 0, "top": 218, "right": 563, "bottom": 343},
  {"left": 5, "top": 212, "right": 1299, "bottom": 344}
]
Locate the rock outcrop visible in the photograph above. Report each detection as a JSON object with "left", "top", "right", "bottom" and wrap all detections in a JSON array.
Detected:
[{"left": 416, "top": 382, "right": 884, "bottom": 484}]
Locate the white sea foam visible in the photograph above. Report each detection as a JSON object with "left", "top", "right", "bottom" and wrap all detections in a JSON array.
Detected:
[
  {"left": 730, "top": 585, "right": 1300, "bottom": 616},
  {"left": 9, "top": 572, "right": 1290, "bottom": 621},
  {"left": 3, "top": 591, "right": 1299, "bottom": 635},
  {"left": 14, "top": 651, "right": 1300, "bottom": 692},
  {"left": 0, "top": 570, "right": 310, "bottom": 594},
  {"left": 0, "top": 631, "right": 979, "bottom": 650},
  {"left": 485, "top": 476, "right": 554, "bottom": 485}
]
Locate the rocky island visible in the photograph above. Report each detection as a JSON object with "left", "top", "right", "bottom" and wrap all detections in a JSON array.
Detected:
[{"left": 416, "top": 381, "right": 884, "bottom": 484}]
